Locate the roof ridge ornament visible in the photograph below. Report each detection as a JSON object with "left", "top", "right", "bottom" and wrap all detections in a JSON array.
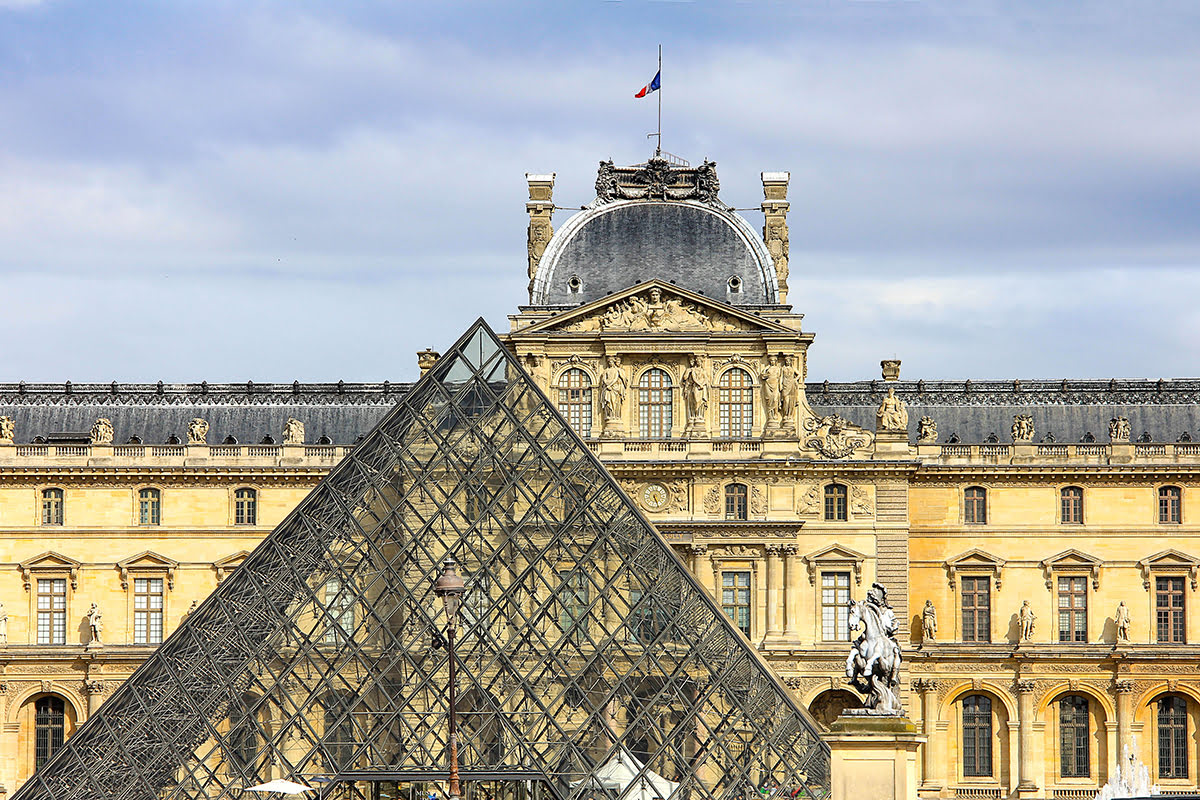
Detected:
[{"left": 594, "top": 156, "right": 724, "bottom": 206}]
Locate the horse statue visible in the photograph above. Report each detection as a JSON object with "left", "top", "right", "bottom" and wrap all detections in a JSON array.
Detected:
[{"left": 844, "top": 582, "right": 903, "bottom": 715}]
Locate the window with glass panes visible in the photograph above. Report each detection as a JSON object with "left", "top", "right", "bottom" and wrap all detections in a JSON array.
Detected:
[
  {"left": 559, "top": 571, "right": 589, "bottom": 640},
  {"left": 637, "top": 369, "right": 672, "bottom": 438},
  {"left": 722, "top": 571, "right": 751, "bottom": 636},
  {"left": 962, "top": 695, "right": 993, "bottom": 777},
  {"left": 1157, "top": 576, "right": 1186, "bottom": 643},
  {"left": 961, "top": 577, "right": 991, "bottom": 642},
  {"left": 824, "top": 483, "right": 847, "bottom": 521},
  {"left": 821, "top": 572, "right": 851, "bottom": 641},
  {"left": 35, "top": 696, "right": 65, "bottom": 768},
  {"left": 1158, "top": 696, "right": 1189, "bottom": 779},
  {"left": 36, "top": 578, "right": 67, "bottom": 644},
  {"left": 138, "top": 488, "right": 161, "bottom": 525},
  {"left": 725, "top": 483, "right": 748, "bottom": 520},
  {"left": 964, "top": 487, "right": 987, "bottom": 524},
  {"left": 1058, "top": 576, "right": 1088, "bottom": 642},
  {"left": 133, "top": 577, "right": 164, "bottom": 644},
  {"left": 1160, "top": 486, "right": 1182, "bottom": 524},
  {"left": 323, "top": 578, "right": 355, "bottom": 645},
  {"left": 1061, "top": 487, "right": 1084, "bottom": 524},
  {"left": 557, "top": 368, "right": 593, "bottom": 438},
  {"left": 718, "top": 368, "right": 753, "bottom": 437},
  {"left": 41, "top": 488, "right": 63, "bottom": 525},
  {"left": 235, "top": 488, "right": 257, "bottom": 525},
  {"left": 1059, "top": 695, "right": 1091, "bottom": 777}
]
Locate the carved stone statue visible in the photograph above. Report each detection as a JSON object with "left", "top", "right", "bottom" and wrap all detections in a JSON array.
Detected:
[
  {"left": 527, "top": 219, "right": 551, "bottom": 278},
  {"left": 600, "top": 357, "right": 628, "bottom": 432},
  {"left": 185, "top": 599, "right": 198, "bottom": 617},
  {"left": 922, "top": 600, "right": 937, "bottom": 642},
  {"left": 780, "top": 355, "right": 800, "bottom": 428},
  {"left": 187, "top": 417, "right": 209, "bottom": 446},
  {"left": 1019, "top": 600, "right": 1036, "bottom": 641},
  {"left": 876, "top": 387, "right": 908, "bottom": 433},
  {"left": 284, "top": 418, "right": 305, "bottom": 446},
  {"left": 595, "top": 159, "right": 619, "bottom": 203},
  {"left": 0, "top": 600, "right": 7, "bottom": 644},
  {"left": 760, "top": 355, "right": 783, "bottom": 428},
  {"left": 845, "top": 583, "right": 902, "bottom": 715},
  {"left": 1109, "top": 416, "right": 1131, "bottom": 442},
  {"left": 1011, "top": 413, "right": 1035, "bottom": 442},
  {"left": 0, "top": 416, "right": 13, "bottom": 444},
  {"left": 765, "top": 217, "right": 789, "bottom": 285},
  {"left": 1115, "top": 601, "right": 1131, "bottom": 642},
  {"left": 90, "top": 418, "right": 114, "bottom": 446},
  {"left": 87, "top": 603, "right": 103, "bottom": 646},
  {"left": 681, "top": 355, "right": 709, "bottom": 425},
  {"left": 917, "top": 416, "right": 938, "bottom": 443}
]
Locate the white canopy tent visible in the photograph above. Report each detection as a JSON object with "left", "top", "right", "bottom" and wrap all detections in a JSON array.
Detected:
[{"left": 573, "top": 747, "right": 680, "bottom": 800}]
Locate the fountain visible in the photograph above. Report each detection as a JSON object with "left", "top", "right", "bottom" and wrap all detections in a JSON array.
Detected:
[{"left": 1093, "top": 744, "right": 1159, "bottom": 800}]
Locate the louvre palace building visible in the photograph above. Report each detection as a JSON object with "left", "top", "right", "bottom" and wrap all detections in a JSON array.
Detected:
[{"left": 2, "top": 155, "right": 1199, "bottom": 800}]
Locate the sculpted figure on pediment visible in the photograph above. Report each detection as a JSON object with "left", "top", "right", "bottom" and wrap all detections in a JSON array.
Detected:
[
  {"left": 187, "top": 418, "right": 209, "bottom": 446},
  {"left": 564, "top": 288, "right": 743, "bottom": 333},
  {"left": 283, "top": 418, "right": 305, "bottom": 446},
  {"left": 91, "top": 418, "right": 114, "bottom": 446},
  {"left": 1110, "top": 416, "right": 1131, "bottom": 443},
  {"left": 0, "top": 416, "right": 13, "bottom": 444},
  {"left": 876, "top": 387, "right": 908, "bottom": 433},
  {"left": 1011, "top": 413, "right": 1035, "bottom": 442},
  {"left": 917, "top": 416, "right": 937, "bottom": 443}
]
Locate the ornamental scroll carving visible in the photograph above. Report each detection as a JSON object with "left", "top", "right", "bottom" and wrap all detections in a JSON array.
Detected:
[
  {"left": 594, "top": 157, "right": 722, "bottom": 205},
  {"left": 803, "top": 414, "right": 872, "bottom": 459}
]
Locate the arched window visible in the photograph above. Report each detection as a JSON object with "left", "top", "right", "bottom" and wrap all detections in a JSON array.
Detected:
[
  {"left": 1059, "top": 695, "right": 1091, "bottom": 777},
  {"left": 824, "top": 483, "right": 848, "bottom": 521},
  {"left": 557, "top": 368, "right": 593, "bottom": 438},
  {"left": 964, "top": 487, "right": 987, "bottom": 524},
  {"left": 34, "top": 696, "right": 65, "bottom": 769},
  {"left": 725, "top": 483, "right": 748, "bottom": 520},
  {"left": 718, "top": 368, "right": 754, "bottom": 438},
  {"left": 41, "top": 488, "right": 64, "bottom": 526},
  {"left": 1160, "top": 486, "right": 1183, "bottom": 524},
  {"left": 234, "top": 488, "right": 257, "bottom": 526},
  {"left": 962, "top": 695, "right": 993, "bottom": 777},
  {"left": 638, "top": 369, "right": 673, "bottom": 438},
  {"left": 1158, "top": 695, "right": 1189, "bottom": 779},
  {"left": 1061, "top": 486, "right": 1084, "bottom": 524},
  {"left": 138, "top": 488, "right": 161, "bottom": 525}
]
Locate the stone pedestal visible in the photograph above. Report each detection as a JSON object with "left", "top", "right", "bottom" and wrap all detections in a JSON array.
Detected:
[
  {"left": 827, "top": 714, "right": 925, "bottom": 800},
  {"left": 873, "top": 430, "right": 912, "bottom": 459}
]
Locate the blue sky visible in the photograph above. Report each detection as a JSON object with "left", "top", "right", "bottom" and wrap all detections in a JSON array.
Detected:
[{"left": 1, "top": 1, "right": 1197, "bottom": 381}]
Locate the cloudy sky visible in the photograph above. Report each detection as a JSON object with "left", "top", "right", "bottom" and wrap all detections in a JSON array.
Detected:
[{"left": 1, "top": 1, "right": 1197, "bottom": 382}]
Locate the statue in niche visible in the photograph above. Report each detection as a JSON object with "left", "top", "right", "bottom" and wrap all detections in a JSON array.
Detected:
[
  {"left": 780, "top": 354, "right": 800, "bottom": 427},
  {"left": 600, "top": 357, "right": 628, "bottom": 427},
  {"left": 1011, "top": 413, "right": 1035, "bottom": 442},
  {"left": 1019, "top": 600, "right": 1036, "bottom": 641},
  {"left": 1115, "top": 601, "right": 1131, "bottom": 642},
  {"left": 1109, "top": 416, "right": 1131, "bottom": 442},
  {"left": 845, "top": 583, "right": 902, "bottom": 715},
  {"left": 922, "top": 600, "right": 937, "bottom": 643},
  {"left": 759, "top": 354, "right": 783, "bottom": 427},
  {"left": 876, "top": 387, "right": 908, "bottom": 433},
  {"left": 87, "top": 603, "right": 103, "bottom": 646},
  {"left": 284, "top": 418, "right": 305, "bottom": 446},
  {"left": 0, "top": 600, "right": 7, "bottom": 644},
  {"left": 187, "top": 417, "right": 209, "bottom": 446},
  {"left": 681, "top": 355, "right": 709, "bottom": 422},
  {"left": 917, "top": 416, "right": 937, "bottom": 443},
  {"left": 0, "top": 416, "right": 13, "bottom": 444},
  {"left": 90, "top": 418, "right": 114, "bottom": 446}
]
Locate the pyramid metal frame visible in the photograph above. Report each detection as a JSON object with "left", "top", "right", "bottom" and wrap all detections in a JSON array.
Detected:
[{"left": 16, "top": 319, "right": 830, "bottom": 800}]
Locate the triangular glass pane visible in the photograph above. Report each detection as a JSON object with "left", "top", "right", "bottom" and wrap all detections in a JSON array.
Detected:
[{"left": 16, "top": 319, "right": 830, "bottom": 800}]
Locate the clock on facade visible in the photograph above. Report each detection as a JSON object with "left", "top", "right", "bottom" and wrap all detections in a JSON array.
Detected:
[{"left": 641, "top": 482, "right": 670, "bottom": 512}]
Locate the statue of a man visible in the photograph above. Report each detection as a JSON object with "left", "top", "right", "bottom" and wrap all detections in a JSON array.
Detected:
[
  {"left": 845, "top": 583, "right": 903, "bottom": 715},
  {"left": 876, "top": 386, "right": 909, "bottom": 433},
  {"left": 681, "top": 355, "right": 709, "bottom": 421},
  {"left": 1019, "top": 600, "right": 1036, "bottom": 641},
  {"left": 922, "top": 600, "right": 937, "bottom": 642},
  {"left": 1115, "top": 601, "right": 1131, "bottom": 642},
  {"left": 600, "top": 357, "right": 628, "bottom": 425},
  {"left": 87, "top": 603, "right": 103, "bottom": 645}
]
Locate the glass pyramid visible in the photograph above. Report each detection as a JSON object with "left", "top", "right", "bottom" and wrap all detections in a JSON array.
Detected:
[{"left": 16, "top": 319, "right": 830, "bottom": 800}]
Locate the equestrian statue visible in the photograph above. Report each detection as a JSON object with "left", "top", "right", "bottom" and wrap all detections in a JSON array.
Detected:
[{"left": 844, "top": 582, "right": 903, "bottom": 715}]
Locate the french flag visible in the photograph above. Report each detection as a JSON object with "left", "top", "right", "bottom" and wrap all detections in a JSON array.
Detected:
[{"left": 634, "top": 70, "right": 660, "bottom": 98}]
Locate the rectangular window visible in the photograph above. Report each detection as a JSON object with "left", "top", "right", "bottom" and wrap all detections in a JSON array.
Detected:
[
  {"left": 41, "top": 489, "right": 64, "bottom": 526},
  {"left": 138, "top": 489, "right": 161, "bottom": 525},
  {"left": 1159, "top": 697, "right": 1189, "bottom": 779},
  {"left": 961, "top": 577, "right": 991, "bottom": 642},
  {"left": 235, "top": 489, "right": 257, "bottom": 525},
  {"left": 1058, "top": 576, "right": 1088, "bottom": 642},
  {"left": 1157, "top": 577, "right": 1186, "bottom": 644},
  {"left": 721, "top": 571, "right": 751, "bottom": 637},
  {"left": 821, "top": 572, "right": 851, "bottom": 641},
  {"left": 323, "top": 578, "right": 355, "bottom": 645},
  {"left": 629, "top": 588, "right": 667, "bottom": 645},
  {"left": 724, "top": 484, "right": 748, "bottom": 521},
  {"left": 1160, "top": 487, "right": 1182, "bottom": 524},
  {"left": 36, "top": 578, "right": 67, "bottom": 645},
  {"left": 558, "top": 570, "right": 589, "bottom": 643},
  {"left": 1060, "top": 696, "right": 1091, "bottom": 778},
  {"left": 964, "top": 487, "right": 986, "bottom": 524},
  {"left": 134, "top": 577, "right": 164, "bottom": 644},
  {"left": 1061, "top": 488, "right": 1084, "bottom": 524}
]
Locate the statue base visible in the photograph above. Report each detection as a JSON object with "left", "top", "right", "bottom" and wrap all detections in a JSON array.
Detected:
[
  {"left": 873, "top": 429, "right": 911, "bottom": 458},
  {"left": 826, "top": 714, "right": 924, "bottom": 800}
]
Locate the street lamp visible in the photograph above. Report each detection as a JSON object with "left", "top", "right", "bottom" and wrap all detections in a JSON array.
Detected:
[{"left": 433, "top": 556, "right": 467, "bottom": 800}]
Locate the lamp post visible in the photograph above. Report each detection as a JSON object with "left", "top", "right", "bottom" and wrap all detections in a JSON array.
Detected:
[{"left": 434, "top": 556, "right": 466, "bottom": 800}]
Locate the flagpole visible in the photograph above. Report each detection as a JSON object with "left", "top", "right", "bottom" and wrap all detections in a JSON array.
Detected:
[{"left": 656, "top": 44, "right": 662, "bottom": 157}]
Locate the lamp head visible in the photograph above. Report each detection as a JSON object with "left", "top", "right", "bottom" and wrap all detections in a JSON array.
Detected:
[{"left": 433, "top": 556, "right": 466, "bottom": 620}]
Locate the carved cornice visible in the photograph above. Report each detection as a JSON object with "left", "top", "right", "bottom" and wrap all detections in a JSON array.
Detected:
[{"left": 1137, "top": 549, "right": 1200, "bottom": 591}]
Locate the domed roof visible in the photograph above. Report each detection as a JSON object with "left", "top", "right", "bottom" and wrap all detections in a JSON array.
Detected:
[{"left": 530, "top": 159, "right": 778, "bottom": 307}]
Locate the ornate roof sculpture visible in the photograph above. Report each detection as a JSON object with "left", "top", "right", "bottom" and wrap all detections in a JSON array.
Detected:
[
  {"left": 15, "top": 319, "right": 829, "bottom": 800},
  {"left": 593, "top": 157, "right": 723, "bottom": 206}
]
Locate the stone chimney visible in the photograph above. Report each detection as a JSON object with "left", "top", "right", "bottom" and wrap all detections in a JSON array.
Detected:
[
  {"left": 761, "top": 172, "right": 790, "bottom": 304},
  {"left": 417, "top": 349, "right": 440, "bottom": 377},
  {"left": 525, "top": 173, "right": 555, "bottom": 298}
]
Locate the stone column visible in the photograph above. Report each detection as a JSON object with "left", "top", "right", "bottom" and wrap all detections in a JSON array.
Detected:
[
  {"left": 83, "top": 680, "right": 105, "bottom": 717},
  {"left": 765, "top": 545, "right": 784, "bottom": 639},
  {"left": 525, "top": 173, "right": 555, "bottom": 297},
  {"left": 1116, "top": 679, "right": 1135, "bottom": 760},
  {"left": 913, "top": 679, "right": 943, "bottom": 793},
  {"left": 760, "top": 172, "right": 790, "bottom": 304},
  {"left": 1016, "top": 679, "right": 1038, "bottom": 794},
  {"left": 690, "top": 544, "right": 713, "bottom": 598},
  {"left": 783, "top": 545, "right": 801, "bottom": 641}
]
